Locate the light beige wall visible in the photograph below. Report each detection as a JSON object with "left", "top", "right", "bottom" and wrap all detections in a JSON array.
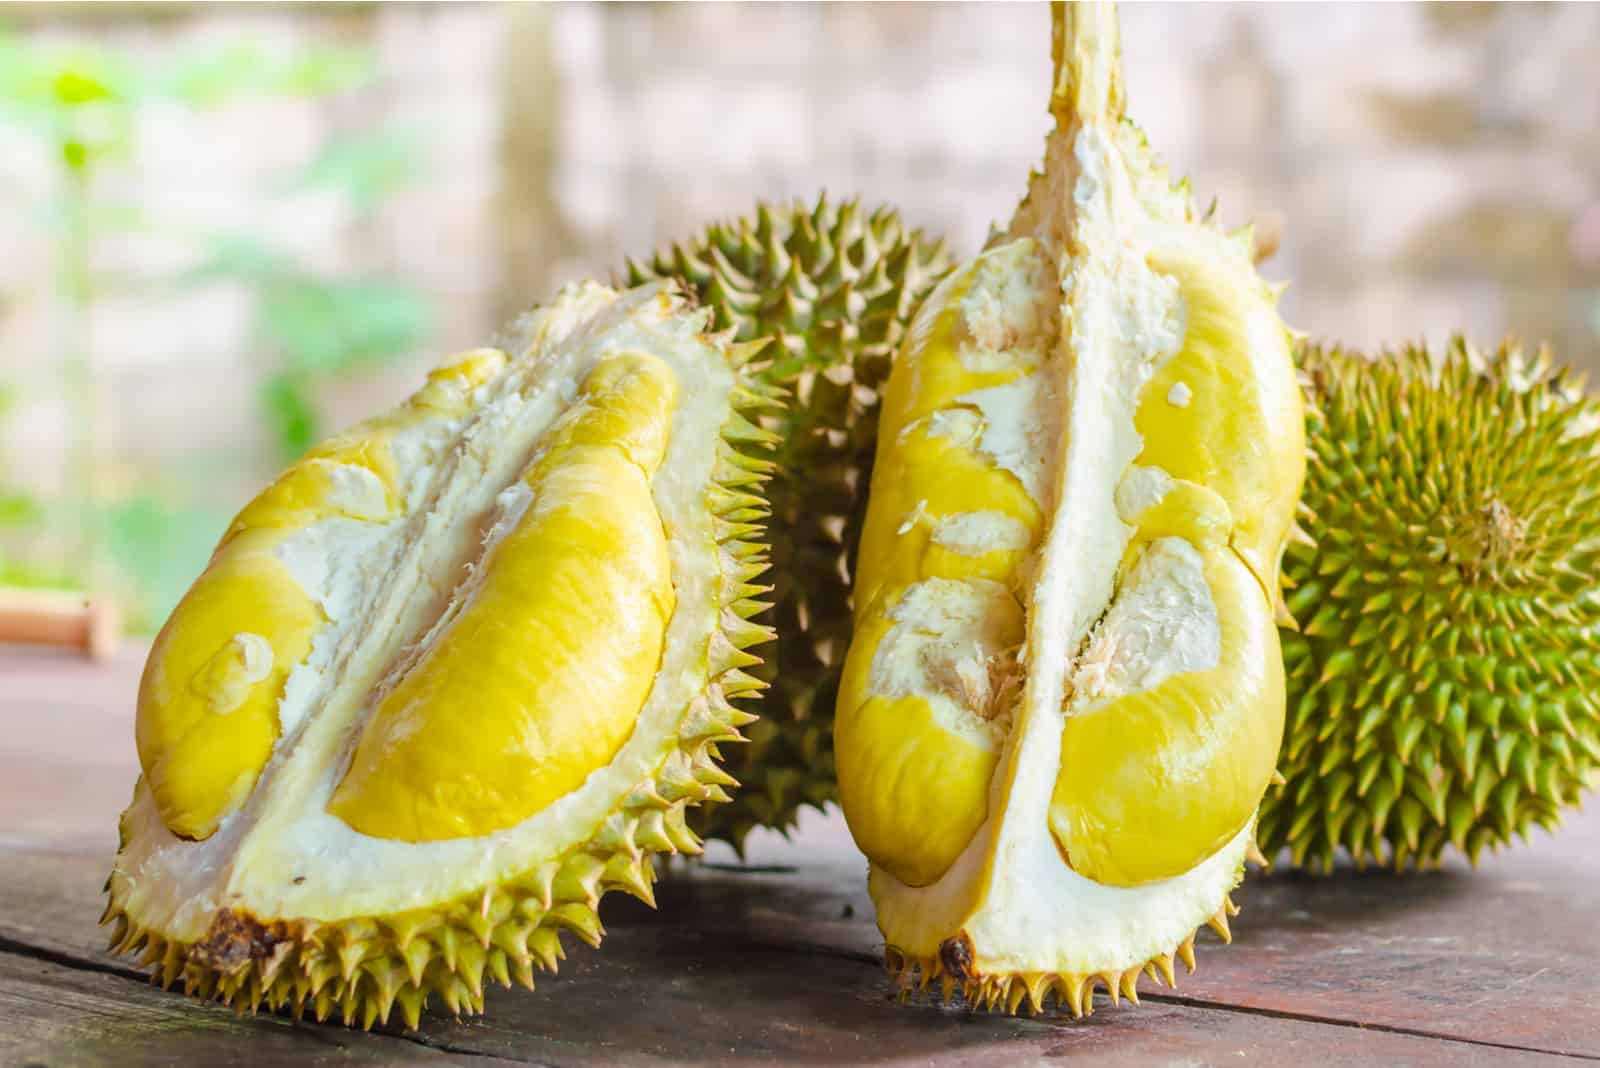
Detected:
[{"left": 3, "top": 1, "right": 1597, "bottom": 513}]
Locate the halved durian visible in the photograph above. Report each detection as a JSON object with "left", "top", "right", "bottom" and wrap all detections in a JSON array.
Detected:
[
  {"left": 835, "top": 1, "right": 1305, "bottom": 1015},
  {"left": 105, "top": 281, "right": 779, "bottom": 1028}
]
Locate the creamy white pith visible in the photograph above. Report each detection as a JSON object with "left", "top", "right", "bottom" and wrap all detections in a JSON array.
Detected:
[
  {"left": 116, "top": 283, "right": 739, "bottom": 942},
  {"left": 931, "top": 513, "right": 1032, "bottom": 557},
  {"left": 953, "top": 242, "right": 1063, "bottom": 506},
  {"left": 860, "top": 122, "right": 1262, "bottom": 977},
  {"left": 1069, "top": 539, "right": 1219, "bottom": 711},
  {"left": 867, "top": 579, "right": 1019, "bottom": 749},
  {"left": 861, "top": 241, "right": 1062, "bottom": 741},
  {"left": 273, "top": 437, "right": 472, "bottom": 740}
]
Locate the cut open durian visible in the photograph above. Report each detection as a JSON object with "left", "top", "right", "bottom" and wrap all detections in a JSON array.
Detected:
[
  {"left": 835, "top": 1, "right": 1305, "bottom": 1015},
  {"left": 105, "top": 281, "right": 779, "bottom": 1028}
]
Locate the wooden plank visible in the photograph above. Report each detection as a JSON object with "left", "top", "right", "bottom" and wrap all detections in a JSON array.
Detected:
[
  {"left": 694, "top": 805, "right": 1600, "bottom": 1060},
  {"left": 1177, "top": 815, "right": 1600, "bottom": 1061},
  {"left": 0, "top": 952, "right": 523, "bottom": 1067},
  {"left": 5, "top": 647, "right": 1600, "bottom": 1060},
  {"left": 331, "top": 923, "right": 1587, "bottom": 1068},
  {"left": 1, "top": 836, "right": 1596, "bottom": 1065},
  {"left": 0, "top": 645, "right": 145, "bottom": 839},
  {"left": 0, "top": 871, "right": 1581, "bottom": 1068}
]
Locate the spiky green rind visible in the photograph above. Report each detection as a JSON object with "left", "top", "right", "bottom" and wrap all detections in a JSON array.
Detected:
[
  {"left": 1258, "top": 338, "right": 1600, "bottom": 871},
  {"left": 101, "top": 340, "right": 782, "bottom": 1029},
  {"left": 627, "top": 196, "right": 955, "bottom": 849}
]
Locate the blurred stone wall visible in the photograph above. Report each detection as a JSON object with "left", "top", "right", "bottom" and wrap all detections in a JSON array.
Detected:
[{"left": 3, "top": 1, "right": 1598, "bottom": 513}]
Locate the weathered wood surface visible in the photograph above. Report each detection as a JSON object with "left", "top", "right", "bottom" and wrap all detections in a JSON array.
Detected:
[{"left": 3, "top": 646, "right": 1598, "bottom": 1065}]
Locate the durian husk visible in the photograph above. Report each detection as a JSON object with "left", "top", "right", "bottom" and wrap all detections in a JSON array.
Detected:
[
  {"left": 101, "top": 315, "right": 785, "bottom": 1030},
  {"left": 886, "top": 893, "right": 1240, "bottom": 1016},
  {"left": 837, "top": 0, "right": 1299, "bottom": 1017},
  {"left": 627, "top": 196, "right": 954, "bottom": 848},
  {"left": 1259, "top": 338, "right": 1600, "bottom": 871}
]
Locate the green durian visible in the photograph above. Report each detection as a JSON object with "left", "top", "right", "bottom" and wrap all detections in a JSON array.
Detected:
[
  {"left": 626, "top": 196, "right": 954, "bottom": 849},
  {"left": 1259, "top": 338, "right": 1600, "bottom": 870},
  {"left": 104, "top": 281, "right": 780, "bottom": 1028}
]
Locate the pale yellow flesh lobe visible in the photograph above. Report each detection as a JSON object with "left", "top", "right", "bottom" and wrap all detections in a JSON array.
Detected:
[
  {"left": 837, "top": 246, "right": 1051, "bottom": 889},
  {"left": 135, "top": 350, "right": 508, "bottom": 841},
  {"left": 1050, "top": 545, "right": 1284, "bottom": 886},
  {"left": 329, "top": 353, "right": 679, "bottom": 841},
  {"left": 834, "top": 0, "right": 1305, "bottom": 999},
  {"left": 1044, "top": 239, "right": 1298, "bottom": 887},
  {"left": 1134, "top": 243, "right": 1304, "bottom": 594}
]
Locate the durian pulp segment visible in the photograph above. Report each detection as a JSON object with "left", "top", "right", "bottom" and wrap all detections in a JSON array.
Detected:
[
  {"left": 115, "top": 283, "right": 741, "bottom": 946},
  {"left": 837, "top": 0, "right": 1302, "bottom": 993},
  {"left": 136, "top": 348, "right": 509, "bottom": 840},
  {"left": 328, "top": 353, "right": 680, "bottom": 841},
  {"left": 837, "top": 241, "right": 1062, "bottom": 891}
]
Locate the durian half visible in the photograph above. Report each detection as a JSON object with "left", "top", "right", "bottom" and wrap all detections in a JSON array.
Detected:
[
  {"left": 104, "top": 282, "right": 778, "bottom": 1028},
  {"left": 835, "top": 1, "right": 1304, "bottom": 1014}
]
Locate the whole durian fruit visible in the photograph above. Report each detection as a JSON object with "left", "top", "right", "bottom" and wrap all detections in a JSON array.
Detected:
[
  {"left": 103, "top": 281, "right": 779, "bottom": 1028},
  {"left": 834, "top": 0, "right": 1304, "bottom": 1016},
  {"left": 1258, "top": 338, "right": 1600, "bottom": 871},
  {"left": 626, "top": 197, "right": 954, "bottom": 848}
]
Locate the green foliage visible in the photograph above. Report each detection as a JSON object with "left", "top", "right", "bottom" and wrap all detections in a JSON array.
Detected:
[
  {"left": 261, "top": 277, "right": 434, "bottom": 378},
  {"left": 0, "top": 364, "right": 52, "bottom": 587},
  {"left": 250, "top": 277, "right": 432, "bottom": 458},
  {"left": 286, "top": 122, "right": 428, "bottom": 212},
  {"left": 0, "top": 20, "right": 435, "bottom": 628},
  {"left": 96, "top": 494, "right": 231, "bottom": 632},
  {"left": 261, "top": 372, "right": 321, "bottom": 461},
  {"left": 183, "top": 224, "right": 434, "bottom": 457},
  {"left": 159, "top": 40, "right": 372, "bottom": 105}
]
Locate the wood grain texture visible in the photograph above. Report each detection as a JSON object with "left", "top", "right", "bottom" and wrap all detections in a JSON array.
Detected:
[
  {"left": 0, "top": 953, "right": 520, "bottom": 1067},
  {"left": 2, "top": 646, "right": 1598, "bottom": 1064},
  {"left": 0, "top": 645, "right": 146, "bottom": 839},
  {"left": 690, "top": 805, "right": 1600, "bottom": 1060},
  {"left": 0, "top": 840, "right": 1586, "bottom": 1068}
]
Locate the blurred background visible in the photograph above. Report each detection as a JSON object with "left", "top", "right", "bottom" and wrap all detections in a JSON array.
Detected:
[{"left": 1, "top": 1, "right": 1598, "bottom": 633}]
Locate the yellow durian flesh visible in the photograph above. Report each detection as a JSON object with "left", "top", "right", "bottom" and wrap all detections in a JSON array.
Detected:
[
  {"left": 1050, "top": 540, "right": 1285, "bottom": 887},
  {"left": 835, "top": 1, "right": 1303, "bottom": 1012},
  {"left": 329, "top": 353, "right": 680, "bottom": 841},
  {"left": 1047, "top": 242, "right": 1295, "bottom": 889},
  {"left": 107, "top": 282, "right": 777, "bottom": 1028},
  {"left": 838, "top": 241, "right": 1054, "bottom": 889},
  {"left": 1133, "top": 240, "right": 1304, "bottom": 595},
  {"left": 136, "top": 349, "right": 508, "bottom": 840},
  {"left": 837, "top": 577, "right": 1024, "bottom": 888}
]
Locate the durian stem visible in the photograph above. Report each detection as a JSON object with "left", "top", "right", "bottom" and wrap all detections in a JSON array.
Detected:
[{"left": 1050, "top": 1, "right": 1125, "bottom": 125}]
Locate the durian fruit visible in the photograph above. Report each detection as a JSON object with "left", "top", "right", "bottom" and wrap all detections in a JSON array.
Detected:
[
  {"left": 834, "top": 1, "right": 1304, "bottom": 1015},
  {"left": 102, "top": 281, "right": 780, "bottom": 1028},
  {"left": 1259, "top": 338, "right": 1600, "bottom": 871},
  {"left": 626, "top": 197, "right": 954, "bottom": 848}
]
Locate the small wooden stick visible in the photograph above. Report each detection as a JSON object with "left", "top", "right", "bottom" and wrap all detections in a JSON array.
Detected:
[{"left": 0, "top": 586, "right": 121, "bottom": 660}]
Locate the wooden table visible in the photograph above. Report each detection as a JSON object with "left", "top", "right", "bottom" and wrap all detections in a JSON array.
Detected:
[{"left": 3, "top": 646, "right": 1597, "bottom": 1066}]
